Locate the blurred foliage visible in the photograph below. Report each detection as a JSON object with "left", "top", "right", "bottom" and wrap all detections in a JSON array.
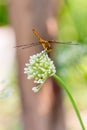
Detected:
[
  {"left": 55, "top": 0, "right": 87, "bottom": 109},
  {"left": 58, "top": 0, "right": 87, "bottom": 43},
  {"left": 0, "top": 67, "right": 22, "bottom": 130},
  {"left": 0, "top": 0, "right": 9, "bottom": 25}
]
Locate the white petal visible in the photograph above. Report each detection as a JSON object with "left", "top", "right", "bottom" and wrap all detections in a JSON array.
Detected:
[{"left": 32, "top": 87, "right": 39, "bottom": 92}]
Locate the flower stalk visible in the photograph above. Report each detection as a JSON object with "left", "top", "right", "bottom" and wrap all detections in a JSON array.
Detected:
[{"left": 53, "top": 74, "right": 85, "bottom": 130}]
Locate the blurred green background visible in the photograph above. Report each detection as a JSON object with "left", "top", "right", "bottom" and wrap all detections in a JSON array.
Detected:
[
  {"left": 57, "top": 0, "right": 87, "bottom": 109},
  {"left": 0, "top": 0, "right": 9, "bottom": 25},
  {"left": 0, "top": 0, "right": 87, "bottom": 130}
]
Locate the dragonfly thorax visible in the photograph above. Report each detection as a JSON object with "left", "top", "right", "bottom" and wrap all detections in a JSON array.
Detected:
[{"left": 40, "top": 40, "right": 52, "bottom": 52}]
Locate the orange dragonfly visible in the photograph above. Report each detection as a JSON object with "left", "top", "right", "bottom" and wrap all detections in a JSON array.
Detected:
[{"left": 16, "top": 29, "right": 79, "bottom": 52}]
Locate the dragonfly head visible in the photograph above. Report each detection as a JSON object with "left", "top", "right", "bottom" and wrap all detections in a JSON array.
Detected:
[{"left": 45, "top": 47, "right": 52, "bottom": 53}]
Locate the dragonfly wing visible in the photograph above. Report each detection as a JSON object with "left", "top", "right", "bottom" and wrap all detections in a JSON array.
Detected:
[
  {"left": 48, "top": 40, "right": 79, "bottom": 45},
  {"left": 15, "top": 42, "right": 41, "bottom": 49}
]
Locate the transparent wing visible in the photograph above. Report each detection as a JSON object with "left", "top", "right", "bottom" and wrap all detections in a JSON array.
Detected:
[
  {"left": 48, "top": 40, "right": 79, "bottom": 45},
  {"left": 15, "top": 42, "right": 41, "bottom": 49},
  {"left": 15, "top": 41, "right": 79, "bottom": 49}
]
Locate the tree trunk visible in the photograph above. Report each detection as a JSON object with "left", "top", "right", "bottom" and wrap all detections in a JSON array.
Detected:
[{"left": 8, "top": 0, "right": 65, "bottom": 130}]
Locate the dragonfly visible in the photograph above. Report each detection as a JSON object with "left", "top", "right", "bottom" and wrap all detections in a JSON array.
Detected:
[{"left": 16, "top": 29, "right": 79, "bottom": 53}]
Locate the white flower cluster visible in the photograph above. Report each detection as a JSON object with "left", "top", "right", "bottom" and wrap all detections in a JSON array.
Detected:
[{"left": 24, "top": 50, "right": 56, "bottom": 92}]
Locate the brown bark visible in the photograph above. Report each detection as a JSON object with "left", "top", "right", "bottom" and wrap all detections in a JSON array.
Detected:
[{"left": 8, "top": 0, "right": 65, "bottom": 130}]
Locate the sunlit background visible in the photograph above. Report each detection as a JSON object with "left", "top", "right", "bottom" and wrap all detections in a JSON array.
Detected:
[{"left": 0, "top": 0, "right": 87, "bottom": 130}]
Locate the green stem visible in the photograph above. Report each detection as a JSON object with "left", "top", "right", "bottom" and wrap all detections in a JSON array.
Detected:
[{"left": 53, "top": 74, "right": 85, "bottom": 130}]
